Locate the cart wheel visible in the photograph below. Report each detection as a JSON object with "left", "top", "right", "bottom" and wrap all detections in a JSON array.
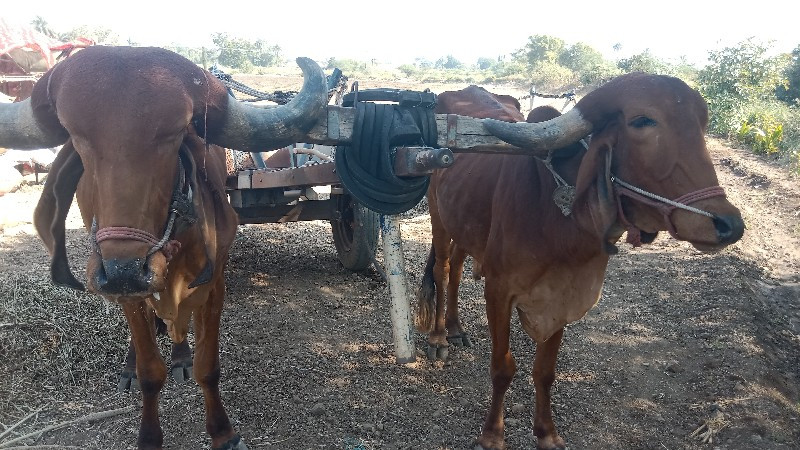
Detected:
[{"left": 331, "top": 192, "right": 379, "bottom": 271}]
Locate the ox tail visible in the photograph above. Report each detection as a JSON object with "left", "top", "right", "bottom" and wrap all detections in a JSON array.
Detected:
[{"left": 415, "top": 245, "right": 437, "bottom": 333}]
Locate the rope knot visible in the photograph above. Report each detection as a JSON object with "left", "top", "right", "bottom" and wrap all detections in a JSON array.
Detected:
[{"left": 161, "top": 240, "right": 182, "bottom": 261}]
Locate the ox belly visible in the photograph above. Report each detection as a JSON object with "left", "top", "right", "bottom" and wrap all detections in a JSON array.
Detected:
[{"left": 510, "top": 255, "right": 608, "bottom": 343}]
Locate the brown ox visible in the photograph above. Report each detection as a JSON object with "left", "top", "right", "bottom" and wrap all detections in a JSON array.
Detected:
[
  {"left": 0, "top": 46, "right": 327, "bottom": 449},
  {"left": 416, "top": 78, "right": 744, "bottom": 449}
]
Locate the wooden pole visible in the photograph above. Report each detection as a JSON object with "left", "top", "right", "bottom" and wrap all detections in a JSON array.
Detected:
[{"left": 380, "top": 215, "right": 416, "bottom": 364}]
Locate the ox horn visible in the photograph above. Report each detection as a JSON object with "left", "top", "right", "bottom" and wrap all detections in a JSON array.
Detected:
[
  {"left": 209, "top": 57, "right": 328, "bottom": 151},
  {"left": 0, "top": 98, "right": 68, "bottom": 150},
  {"left": 482, "top": 108, "right": 593, "bottom": 151}
]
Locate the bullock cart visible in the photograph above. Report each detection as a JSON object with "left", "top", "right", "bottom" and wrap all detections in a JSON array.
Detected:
[{"left": 223, "top": 81, "right": 526, "bottom": 363}]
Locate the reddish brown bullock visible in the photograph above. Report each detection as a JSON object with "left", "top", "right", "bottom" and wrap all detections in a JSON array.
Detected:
[
  {"left": 416, "top": 78, "right": 744, "bottom": 449},
  {"left": 0, "top": 46, "right": 327, "bottom": 449}
]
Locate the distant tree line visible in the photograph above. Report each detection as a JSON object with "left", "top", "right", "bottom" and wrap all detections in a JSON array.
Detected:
[{"left": 27, "top": 17, "right": 800, "bottom": 171}]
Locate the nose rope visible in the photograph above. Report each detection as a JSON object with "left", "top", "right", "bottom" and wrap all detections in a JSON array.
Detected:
[
  {"left": 611, "top": 176, "right": 726, "bottom": 244},
  {"left": 611, "top": 176, "right": 723, "bottom": 218},
  {"left": 91, "top": 206, "right": 182, "bottom": 261},
  {"left": 89, "top": 154, "right": 191, "bottom": 262}
]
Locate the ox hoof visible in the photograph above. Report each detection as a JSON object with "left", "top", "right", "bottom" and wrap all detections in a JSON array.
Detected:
[
  {"left": 117, "top": 370, "right": 137, "bottom": 392},
  {"left": 447, "top": 333, "right": 473, "bottom": 347},
  {"left": 171, "top": 361, "right": 194, "bottom": 384},
  {"left": 536, "top": 436, "right": 567, "bottom": 450},
  {"left": 473, "top": 442, "right": 505, "bottom": 450},
  {"left": 213, "top": 434, "right": 248, "bottom": 450},
  {"left": 426, "top": 344, "right": 449, "bottom": 361}
]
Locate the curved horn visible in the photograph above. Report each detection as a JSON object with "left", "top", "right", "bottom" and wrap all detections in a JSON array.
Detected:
[
  {"left": 482, "top": 107, "right": 593, "bottom": 151},
  {"left": 208, "top": 57, "right": 327, "bottom": 151},
  {"left": 0, "top": 99, "right": 68, "bottom": 150}
]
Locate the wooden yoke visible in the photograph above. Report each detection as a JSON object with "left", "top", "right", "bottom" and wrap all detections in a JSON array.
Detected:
[{"left": 295, "top": 106, "right": 533, "bottom": 156}]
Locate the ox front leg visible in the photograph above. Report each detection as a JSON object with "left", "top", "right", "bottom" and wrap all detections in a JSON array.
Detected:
[
  {"left": 532, "top": 328, "right": 566, "bottom": 450},
  {"left": 118, "top": 317, "right": 193, "bottom": 391},
  {"left": 193, "top": 277, "right": 246, "bottom": 450},
  {"left": 122, "top": 301, "right": 167, "bottom": 450},
  {"left": 476, "top": 284, "right": 516, "bottom": 450}
]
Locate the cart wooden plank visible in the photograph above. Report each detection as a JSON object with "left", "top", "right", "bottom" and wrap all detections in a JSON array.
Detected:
[{"left": 236, "top": 162, "right": 339, "bottom": 190}]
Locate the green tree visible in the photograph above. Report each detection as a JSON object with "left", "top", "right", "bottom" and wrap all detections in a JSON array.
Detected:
[
  {"left": 698, "top": 38, "right": 792, "bottom": 153},
  {"left": 558, "top": 42, "right": 602, "bottom": 72},
  {"left": 414, "top": 58, "right": 434, "bottom": 69},
  {"left": 59, "top": 25, "right": 120, "bottom": 45},
  {"left": 476, "top": 57, "right": 496, "bottom": 70},
  {"left": 251, "top": 40, "right": 283, "bottom": 67},
  {"left": 516, "top": 35, "right": 565, "bottom": 67},
  {"left": 617, "top": 49, "right": 669, "bottom": 74},
  {"left": 326, "top": 57, "right": 366, "bottom": 74},
  {"left": 168, "top": 46, "right": 214, "bottom": 67},
  {"left": 776, "top": 45, "right": 800, "bottom": 106},
  {"left": 435, "top": 55, "right": 463, "bottom": 70},
  {"left": 31, "top": 16, "right": 56, "bottom": 38},
  {"left": 212, "top": 33, "right": 253, "bottom": 71},
  {"left": 558, "top": 42, "right": 618, "bottom": 84},
  {"left": 699, "top": 39, "right": 785, "bottom": 102}
]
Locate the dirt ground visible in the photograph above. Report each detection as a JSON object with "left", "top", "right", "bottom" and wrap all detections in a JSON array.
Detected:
[{"left": 0, "top": 77, "right": 799, "bottom": 450}]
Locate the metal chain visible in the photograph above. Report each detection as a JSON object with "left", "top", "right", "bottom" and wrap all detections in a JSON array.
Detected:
[
  {"left": 223, "top": 78, "right": 298, "bottom": 104},
  {"left": 518, "top": 90, "right": 576, "bottom": 101}
]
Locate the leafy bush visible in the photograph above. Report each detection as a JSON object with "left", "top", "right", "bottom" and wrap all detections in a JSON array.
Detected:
[
  {"left": 618, "top": 49, "right": 670, "bottom": 74},
  {"left": 737, "top": 112, "right": 784, "bottom": 155},
  {"left": 212, "top": 33, "right": 281, "bottom": 71},
  {"left": 776, "top": 46, "right": 800, "bottom": 106},
  {"left": 699, "top": 39, "right": 786, "bottom": 103},
  {"left": 326, "top": 58, "right": 367, "bottom": 75},
  {"left": 528, "top": 61, "right": 576, "bottom": 91},
  {"left": 697, "top": 38, "right": 800, "bottom": 170},
  {"left": 397, "top": 64, "right": 418, "bottom": 77}
]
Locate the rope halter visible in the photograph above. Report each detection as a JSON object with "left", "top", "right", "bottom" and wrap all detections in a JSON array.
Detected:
[
  {"left": 611, "top": 176, "right": 727, "bottom": 246},
  {"left": 90, "top": 156, "right": 194, "bottom": 262}
]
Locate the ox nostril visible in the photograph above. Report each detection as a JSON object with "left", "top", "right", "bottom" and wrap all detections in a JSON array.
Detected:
[
  {"left": 712, "top": 214, "right": 745, "bottom": 245},
  {"left": 96, "top": 257, "right": 152, "bottom": 295}
]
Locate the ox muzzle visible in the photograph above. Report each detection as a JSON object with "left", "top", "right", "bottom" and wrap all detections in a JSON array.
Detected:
[
  {"left": 88, "top": 149, "right": 199, "bottom": 299},
  {"left": 93, "top": 256, "right": 154, "bottom": 296}
]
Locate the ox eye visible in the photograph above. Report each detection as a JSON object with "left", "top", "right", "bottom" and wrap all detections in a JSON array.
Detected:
[{"left": 629, "top": 116, "right": 657, "bottom": 128}]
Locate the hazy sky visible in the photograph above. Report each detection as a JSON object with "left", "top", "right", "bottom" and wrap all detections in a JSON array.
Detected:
[{"left": 4, "top": 1, "right": 797, "bottom": 67}]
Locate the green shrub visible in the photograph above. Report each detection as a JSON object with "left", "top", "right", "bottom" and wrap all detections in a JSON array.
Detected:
[
  {"left": 529, "top": 61, "right": 576, "bottom": 91},
  {"left": 737, "top": 114, "right": 783, "bottom": 155}
]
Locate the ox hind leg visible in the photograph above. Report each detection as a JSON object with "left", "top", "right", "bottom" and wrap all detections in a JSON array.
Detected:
[
  {"left": 416, "top": 230, "right": 454, "bottom": 360},
  {"left": 118, "top": 317, "right": 193, "bottom": 391},
  {"left": 160, "top": 316, "right": 194, "bottom": 383},
  {"left": 445, "top": 244, "right": 472, "bottom": 348},
  {"left": 122, "top": 301, "right": 167, "bottom": 449},
  {"left": 476, "top": 281, "right": 516, "bottom": 450},
  {"left": 532, "top": 327, "right": 566, "bottom": 449},
  {"left": 193, "top": 276, "right": 246, "bottom": 450}
]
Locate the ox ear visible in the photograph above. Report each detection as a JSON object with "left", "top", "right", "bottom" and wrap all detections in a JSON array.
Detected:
[
  {"left": 572, "top": 133, "right": 620, "bottom": 254},
  {"left": 179, "top": 145, "right": 216, "bottom": 288},
  {"left": 33, "top": 141, "right": 86, "bottom": 290}
]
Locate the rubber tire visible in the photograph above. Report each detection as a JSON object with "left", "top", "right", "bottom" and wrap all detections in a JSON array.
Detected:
[{"left": 331, "top": 192, "right": 379, "bottom": 271}]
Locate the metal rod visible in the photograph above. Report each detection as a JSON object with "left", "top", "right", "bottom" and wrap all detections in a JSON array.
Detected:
[{"left": 393, "top": 146, "right": 454, "bottom": 176}]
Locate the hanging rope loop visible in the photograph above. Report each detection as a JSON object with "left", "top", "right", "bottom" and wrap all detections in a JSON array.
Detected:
[{"left": 335, "top": 88, "right": 437, "bottom": 215}]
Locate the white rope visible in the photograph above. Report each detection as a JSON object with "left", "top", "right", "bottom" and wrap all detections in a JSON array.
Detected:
[{"left": 611, "top": 176, "right": 716, "bottom": 218}]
